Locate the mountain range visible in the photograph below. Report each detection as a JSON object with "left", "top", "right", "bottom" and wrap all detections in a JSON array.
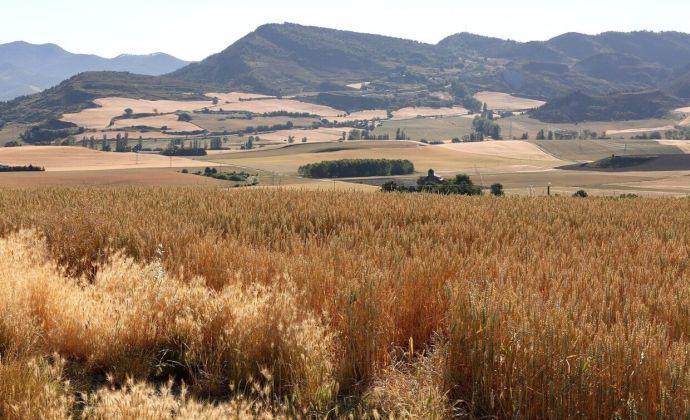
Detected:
[
  {"left": 0, "top": 41, "right": 189, "bottom": 100},
  {"left": 168, "top": 24, "right": 690, "bottom": 99},
  {"left": 1, "top": 24, "right": 689, "bottom": 125}
]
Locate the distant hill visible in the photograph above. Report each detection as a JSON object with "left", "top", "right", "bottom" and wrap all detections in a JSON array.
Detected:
[
  {"left": 0, "top": 41, "right": 190, "bottom": 100},
  {"left": 0, "top": 71, "right": 207, "bottom": 123},
  {"left": 439, "top": 30, "right": 690, "bottom": 98},
  {"left": 169, "top": 25, "right": 690, "bottom": 101},
  {"left": 2, "top": 25, "right": 690, "bottom": 126},
  {"left": 530, "top": 91, "right": 683, "bottom": 123},
  {"left": 169, "top": 23, "right": 448, "bottom": 95}
]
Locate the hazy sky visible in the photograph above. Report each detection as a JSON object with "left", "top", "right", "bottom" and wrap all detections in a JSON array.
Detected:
[{"left": 2, "top": 0, "right": 689, "bottom": 61}]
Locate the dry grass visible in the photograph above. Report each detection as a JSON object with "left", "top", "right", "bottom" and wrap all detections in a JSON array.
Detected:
[
  {"left": 1, "top": 188, "right": 690, "bottom": 417},
  {"left": 474, "top": 91, "right": 546, "bottom": 111}
]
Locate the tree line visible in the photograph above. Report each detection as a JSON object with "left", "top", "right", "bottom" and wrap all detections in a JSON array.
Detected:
[{"left": 298, "top": 159, "right": 415, "bottom": 178}]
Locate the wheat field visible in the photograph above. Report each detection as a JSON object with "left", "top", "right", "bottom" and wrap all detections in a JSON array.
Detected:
[{"left": 0, "top": 188, "right": 689, "bottom": 418}]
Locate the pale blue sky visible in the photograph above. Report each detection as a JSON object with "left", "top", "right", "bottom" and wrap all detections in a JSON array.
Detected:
[{"left": 1, "top": 0, "right": 688, "bottom": 61}]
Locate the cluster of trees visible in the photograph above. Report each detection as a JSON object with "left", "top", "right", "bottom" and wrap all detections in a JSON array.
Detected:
[
  {"left": 244, "top": 121, "right": 293, "bottom": 134},
  {"left": 0, "top": 164, "right": 45, "bottom": 172},
  {"left": 382, "top": 173, "right": 505, "bottom": 196},
  {"left": 661, "top": 128, "right": 690, "bottom": 140},
  {"left": 193, "top": 167, "right": 258, "bottom": 184},
  {"left": 161, "top": 147, "right": 207, "bottom": 157},
  {"left": 20, "top": 120, "right": 84, "bottom": 144},
  {"left": 348, "top": 129, "right": 390, "bottom": 140},
  {"left": 632, "top": 131, "right": 663, "bottom": 140},
  {"left": 535, "top": 129, "right": 607, "bottom": 140},
  {"left": 450, "top": 82, "right": 483, "bottom": 113},
  {"left": 630, "top": 129, "right": 690, "bottom": 140},
  {"left": 241, "top": 136, "right": 258, "bottom": 150},
  {"left": 467, "top": 116, "right": 501, "bottom": 141},
  {"left": 395, "top": 128, "right": 409, "bottom": 140},
  {"left": 263, "top": 111, "right": 316, "bottom": 118},
  {"left": 161, "top": 138, "right": 208, "bottom": 156},
  {"left": 287, "top": 136, "right": 308, "bottom": 143},
  {"left": 298, "top": 159, "right": 415, "bottom": 178}
]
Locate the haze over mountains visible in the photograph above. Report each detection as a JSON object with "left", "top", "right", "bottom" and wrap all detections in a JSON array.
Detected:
[
  {"left": 0, "top": 41, "right": 189, "bottom": 100},
  {"left": 1, "top": 23, "right": 689, "bottom": 124}
]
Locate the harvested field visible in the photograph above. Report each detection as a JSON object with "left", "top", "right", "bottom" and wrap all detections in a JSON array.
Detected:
[
  {"left": 563, "top": 154, "right": 690, "bottom": 172},
  {"left": 439, "top": 140, "right": 559, "bottom": 161},
  {"left": 211, "top": 141, "right": 563, "bottom": 175},
  {"left": 209, "top": 140, "right": 419, "bottom": 160},
  {"left": 0, "top": 146, "right": 211, "bottom": 171},
  {"left": 207, "top": 91, "right": 274, "bottom": 103},
  {"left": 659, "top": 139, "right": 690, "bottom": 153},
  {"left": 0, "top": 168, "right": 227, "bottom": 187},
  {"left": 191, "top": 114, "right": 320, "bottom": 133},
  {"left": 606, "top": 125, "right": 675, "bottom": 135},
  {"left": 610, "top": 172, "right": 690, "bottom": 192},
  {"left": 392, "top": 106, "right": 469, "bottom": 120},
  {"left": 325, "top": 110, "right": 389, "bottom": 123},
  {"left": 498, "top": 115, "right": 680, "bottom": 139},
  {"left": 532, "top": 139, "right": 686, "bottom": 162},
  {"left": 474, "top": 91, "right": 546, "bottom": 111},
  {"left": 110, "top": 114, "right": 202, "bottom": 132},
  {"left": 375, "top": 115, "right": 476, "bottom": 140},
  {"left": 210, "top": 97, "right": 344, "bottom": 117},
  {"left": 247, "top": 127, "right": 346, "bottom": 143},
  {"left": 62, "top": 97, "right": 213, "bottom": 129}
]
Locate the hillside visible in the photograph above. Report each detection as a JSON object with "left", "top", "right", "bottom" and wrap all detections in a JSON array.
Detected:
[
  {"left": 0, "top": 71, "right": 208, "bottom": 123},
  {"left": 440, "top": 30, "right": 690, "bottom": 97},
  {"left": 530, "top": 90, "right": 683, "bottom": 123},
  {"left": 0, "top": 41, "right": 189, "bottom": 100},
  {"left": 169, "top": 23, "right": 449, "bottom": 94}
]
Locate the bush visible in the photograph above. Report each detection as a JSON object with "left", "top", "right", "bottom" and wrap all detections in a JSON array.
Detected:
[
  {"left": 299, "top": 159, "right": 415, "bottom": 178},
  {"left": 383, "top": 173, "right": 482, "bottom": 196},
  {"left": 573, "top": 189, "right": 588, "bottom": 198},
  {"left": 177, "top": 113, "right": 192, "bottom": 122},
  {"left": 490, "top": 183, "right": 504, "bottom": 196}
]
